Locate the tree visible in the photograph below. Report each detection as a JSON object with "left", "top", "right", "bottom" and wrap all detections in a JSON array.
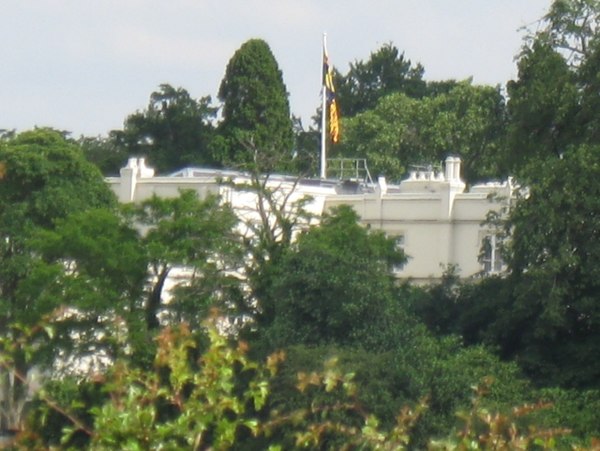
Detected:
[
  {"left": 290, "top": 116, "right": 320, "bottom": 176},
  {"left": 336, "top": 43, "right": 426, "bottom": 117},
  {"left": 506, "top": 37, "right": 579, "bottom": 175},
  {"left": 409, "top": 146, "right": 600, "bottom": 389},
  {"left": 0, "top": 129, "right": 117, "bottom": 432},
  {"left": 0, "top": 129, "right": 116, "bottom": 325},
  {"left": 111, "top": 84, "right": 217, "bottom": 173},
  {"left": 340, "top": 81, "right": 507, "bottom": 183},
  {"left": 418, "top": 82, "right": 507, "bottom": 182},
  {"left": 502, "top": 144, "right": 600, "bottom": 388},
  {"left": 432, "top": 144, "right": 600, "bottom": 389},
  {"left": 504, "top": 1, "right": 600, "bottom": 175},
  {"left": 25, "top": 208, "right": 148, "bottom": 364},
  {"left": 129, "top": 190, "right": 242, "bottom": 331},
  {"left": 538, "top": 0, "right": 600, "bottom": 65},
  {"left": 12, "top": 318, "right": 571, "bottom": 450},
  {"left": 78, "top": 135, "right": 129, "bottom": 176},
  {"left": 0, "top": 129, "right": 116, "bottom": 228},
  {"left": 256, "top": 205, "right": 405, "bottom": 348},
  {"left": 216, "top": 39, "right": 294, "bottom": 170},
  {"left": 573, "top": 35, "right": 600, "bottom": 143},
  {"left": 338, "top": 92, "right": 417, "bottom": 180}
]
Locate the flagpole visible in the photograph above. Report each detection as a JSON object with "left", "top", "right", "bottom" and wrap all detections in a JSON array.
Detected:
[{"left": 320, "top": 32, "right": 327, "bottom": 179}]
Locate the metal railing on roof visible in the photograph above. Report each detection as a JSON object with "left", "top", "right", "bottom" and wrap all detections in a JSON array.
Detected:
[{"left": 327, "top": 158, "right": 373, "bottom": 184}]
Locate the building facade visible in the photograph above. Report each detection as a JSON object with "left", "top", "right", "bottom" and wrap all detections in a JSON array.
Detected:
[{"left": 107, "top": 156, "right": 513, "bottom": 283}]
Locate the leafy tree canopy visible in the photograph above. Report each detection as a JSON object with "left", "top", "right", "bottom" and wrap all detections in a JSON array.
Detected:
[
  {"left": 503, "top": 144, "right": 600, "bottom": 387},
  {"left": 111, "top": 84, "right": 217, "bottom": 174},
  {"left": 506, "top": 38, "right": 579, "bottom": 175},
  {"left": 0, "top": 130, "right": 120, "bottom": 432},
  {"left": 21, "top": 208, "right": 148, "bottom": 366},
  {"left": 0, "top": 129, "right": 116, "bottom": 229},
  {"left": 0, "top": 129, "right": 116, "bottom": 326},
  {"left": 538, "top": 0, "right": 600, "bottom": 65},
  {"left": 336, "top": 43, "right": 426, "bottom": 117},
  {"left": 256, "top": 205, "right": 405, "bottom": 348},
  {"left": 505, "top": 0, "right": 600, "bottom": 174},
  {"left": 340, "top": 81, "right": 506, "bottom": 183},
  {"left": 416, "top": 144, "right": 600, "bottom": 389},
  {"left": 129, "top": 190, "right": 242, "bottom": 331}
]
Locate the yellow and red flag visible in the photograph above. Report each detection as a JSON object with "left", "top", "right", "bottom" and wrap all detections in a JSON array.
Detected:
[{"left": 323, "top": 46, "right": 340, "bottom": 143}]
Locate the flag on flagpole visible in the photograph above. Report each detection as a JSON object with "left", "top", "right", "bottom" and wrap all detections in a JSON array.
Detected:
[{"left": 323, "top": 44, "right": 340, "bottom": 144}]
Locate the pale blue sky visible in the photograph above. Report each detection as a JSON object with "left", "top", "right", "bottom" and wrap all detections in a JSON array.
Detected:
[{"left": 1, "top": 0, "right": 550, "bottom": 137}]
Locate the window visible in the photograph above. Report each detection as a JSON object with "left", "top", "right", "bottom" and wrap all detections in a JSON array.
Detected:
[
  {"left": 481, "top": 234, "right": 504, "bottom": 274},
  {"left": 392, "top": 234, "right": 406, "bottom": 273}
]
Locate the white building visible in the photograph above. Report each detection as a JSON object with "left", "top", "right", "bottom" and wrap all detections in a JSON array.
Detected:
[{"left": 107, "top": 156, "right": 513, "bottom": 283}]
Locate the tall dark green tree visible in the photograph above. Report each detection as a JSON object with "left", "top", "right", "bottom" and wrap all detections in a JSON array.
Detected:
[
  {"left": 503, "top": 144, "right": 600, "bottom": 388},
  {"left": 414, "top": 145, "right": 600, "bottom": 389},
  {"left": 504, "top": 0, "right": 600, "bottom": 175},
  {"left": 574, "top": 35, "right": 600, "bottom": 143},
  {"left": 216, "top": 39, "right": 294, "bottom": 170},
  {"left": 506, "top": 37, "right": 579, "bottom": 176},
  {"left": 404, "top": 0, "right": 600, "bottom": 391}
]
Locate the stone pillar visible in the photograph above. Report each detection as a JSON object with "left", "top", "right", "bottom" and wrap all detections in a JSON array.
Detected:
[
  {"left": 119, "top": 158, "right": 138, "bottom": 202},
  {"left": 445, "top": 156, "right": 455, "bottom": 181}
]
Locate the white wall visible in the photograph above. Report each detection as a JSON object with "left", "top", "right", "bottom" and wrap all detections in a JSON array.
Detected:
[{"left": 107, "top": 157, "right": 513, "bottom": 282}]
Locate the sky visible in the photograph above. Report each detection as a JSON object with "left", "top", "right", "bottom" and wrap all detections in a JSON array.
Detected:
[{"left": 1, "top": 0, "right": 551, "bottom": 137}]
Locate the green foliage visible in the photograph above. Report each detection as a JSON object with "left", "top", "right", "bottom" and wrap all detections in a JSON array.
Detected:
[
  {"left": 506, "top": 38, "right": 578, "bottom": 175},
  {"left": 0, "top": 129, "right": 117, "bottom": 329},
  {"left": 130, "top": 190, "right": 242, "bottom": 330},
  {"left": 264, "top": 341, "right": 531, "bottom": 449},
  {"left": 111, "top": 84, "right": 218, "bottom": 173},
  {"left": 0, "top": 321, "right": 51, "bottom": 433},
  {"left": 0, "top": 130, "right": 121, "bottom": 432},
  {"left": 4, "top": 19, "right": 600, "bottom": 449},
  {"left": 539, "top": 0, "right": 600, "bottom": 64},
  {"left": 407, "top": 272, "right": 519, "bottom": 353},
  {"left": 575, "top": 36, "right": 600, "bottom": 143},
  {"left": 257, "top": 205, "right": 404, "bottom": 347},
  {"left": 227, "top": 170, "right": 318, "bottom": 329},
  {"left": 532, "top": 388, "right": 600, "bottom": 447},
  {"left": 0, "top": 129, "right": 115, "bottom": 230},
  {"left": 217, "top": 39, "right": 294, "bottom": 170},
  {"left": 505, "top": 144, "right": 600, "bottom": 388},
  {"left": 429, "top": 380, "right": 571, "bottom": 450},
  {"left": 31, "top": 208, "right": 146, "bottom": 307},
  {"left": 336, "top": 43, "right": 426, "bottom": 117},
  {"left": 78, "top": 135, "right": 128, "bottom": 176},
  {"left": 3, "top": 317, "right": 587, "bottom": 449},
  {"left": 340, "top": 81, "right": 507, "bottom": 183},
  {"left": 415, "top": 145, "right": 600, "bottom": 390},
  {"left": 338, "top": 92, "right": 417, "bottom": 179},
  {"left": 25, "top": 377, "right": 105, "bottom": 448},
  {"left": 79, "top": 323, "right": 279, "bottom": 450},
  {"left": 506, "top": 1, "right": 600, "bottom": 175},
  {"left": 290, "top": 116, "right": 320, "bottom": 176},
  {"left": 23, "top": 209, "right": 147, "bottom": 364},
  {"left": 361, "top": 6, "right": 600, "bottom": 393},
  {"left": 80, "top": 84, "right": 217, "bottom": 175}
]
